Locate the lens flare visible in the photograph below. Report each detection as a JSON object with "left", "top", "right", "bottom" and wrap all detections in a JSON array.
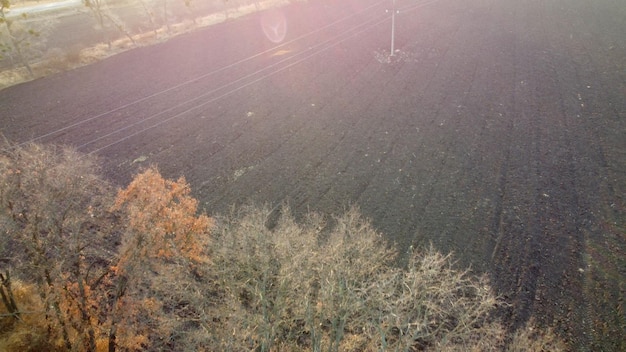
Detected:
[{"left": 260, "top": 9, "right": 287, "bottom": 43}]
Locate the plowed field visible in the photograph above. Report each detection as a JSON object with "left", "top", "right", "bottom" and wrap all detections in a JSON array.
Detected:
[{"left": 1, "top": 0, "right": 624, "bottom": 349}]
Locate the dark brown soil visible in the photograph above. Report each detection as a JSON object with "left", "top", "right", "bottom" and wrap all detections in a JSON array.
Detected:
[{"left": 1, "top": 0, "right": 624, "bottom": 349}]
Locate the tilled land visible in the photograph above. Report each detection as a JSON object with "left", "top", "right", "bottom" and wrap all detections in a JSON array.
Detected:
[{"left": 1, "top": 0, "right": 624, "bottom": 349}]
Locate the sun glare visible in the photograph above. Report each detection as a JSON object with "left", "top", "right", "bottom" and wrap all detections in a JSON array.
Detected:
[{"left": 260, "top": 8, "right": 287, "bottom": 43}]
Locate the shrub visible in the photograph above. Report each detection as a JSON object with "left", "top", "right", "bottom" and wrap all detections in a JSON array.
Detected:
[
  {"left": 0, "top": 142, "right": 115, "bottom": 351},
  {"left": 209, "top": 205, "right": 507, "bottom": 351},
  {"left": 0, "top": 141, "right": 566, "bottom": 351},
  {"left": 0, "top": 144, "right": 214, "bottom": 351}
]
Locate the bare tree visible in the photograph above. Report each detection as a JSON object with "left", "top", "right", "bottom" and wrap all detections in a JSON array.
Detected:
[
  {"left": 0, "top": 0, "right": 35, "bottom": 76},
  {"left": 83, "top": 0, "right": 136, "bottom": 49},
  {"left": 0, "top": 142, "right": 116, "bottom": 351},
  {"left": 136, "top": 0, "right": 159, "bottom": 37},
  {"left": 0, "top": 145, "right": 213, "bottom": 351}
]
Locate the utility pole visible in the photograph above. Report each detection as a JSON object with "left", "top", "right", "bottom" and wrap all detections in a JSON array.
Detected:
[{"left": 386, "top": 0, "right": 399, "bottom": 57}]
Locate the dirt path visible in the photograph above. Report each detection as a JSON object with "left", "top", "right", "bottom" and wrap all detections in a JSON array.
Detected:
[{"left": 1, "top": 0, "right": 624, "bottom": 349}]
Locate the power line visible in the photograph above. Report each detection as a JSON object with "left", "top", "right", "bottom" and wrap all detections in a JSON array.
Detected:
[
  {"left": 88, "top": 7, "right": 392, "bottom": 154},
  {"left": 13, "top": 0, "right": 446, "bottom": 155},
  {"left": 397, "top": 0, "right": 444, "bottom": 15},
  {"left": 16, "top": 0, "right": 387, "bottom": 148}
]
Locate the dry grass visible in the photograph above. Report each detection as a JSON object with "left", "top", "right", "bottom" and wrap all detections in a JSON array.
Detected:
[{"left": 508, "top": 320, "right": 569, "bottom": 352}]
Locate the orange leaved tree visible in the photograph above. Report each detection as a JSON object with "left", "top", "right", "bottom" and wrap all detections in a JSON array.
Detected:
[
  {"left": 113, "top": 166, "right": 211, "bottom": 269},
  {"left": 108, "top": 166, "right": 212, "bottom": 351},
  {"left": 1, "top": 142, "right": 213, "bottom": 351}
]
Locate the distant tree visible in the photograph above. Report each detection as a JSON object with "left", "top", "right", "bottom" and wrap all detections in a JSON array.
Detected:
[
  {"left": 158, "top": 0, "right": 171, "bottom": 33},
  {"left": 83, "top": 0, "right": 135, "bottom": 49},
  {"left": 222, "top": 0, "right": 231, "bottom": 20},
  {"left": 136, "top": 0, "right": 159, "bottom": 37},
  {"left": 0, "top": 0, "right": 36, "bottom": 76},
  {"left": 178, "top": 0, "right": 196, "bottom": 25},
  {"left": 135, "top": 0, "right": 196, "bottom": 38}
]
